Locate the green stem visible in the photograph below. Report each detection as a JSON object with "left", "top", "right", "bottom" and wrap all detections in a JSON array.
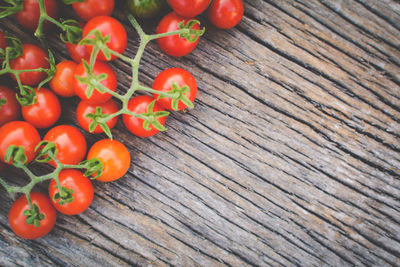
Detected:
[
  {"left": 35, "top": 0, "right": 66, "bottom": 39},
  {"left": 147, "top": 29, "right": 188, "bottom": 41},
  {"left": 137, "top": 85, "right": 176, "bottom": 97},
  {"left": 25, "top": 192, "right": 34, "bottom": 211}
]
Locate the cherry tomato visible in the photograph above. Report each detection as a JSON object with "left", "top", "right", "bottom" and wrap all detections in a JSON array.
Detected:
[
  {"left": 82, "top": 16, "right": 127, "bottom": 61},
  {"left": 49, "top": 169, "right": 94, "bottom": 215},
  {"left": 0, "top": 86, "right": 20, "bottom": 126},
  {"left": 16, "top": 0, "right": 59, "bottom": 32},
  {"left": 49, "top": 60, "right": 77, "bottom": 97},
  {"left": 72, "top": 0, "right": 114, "bottom": 22},
  {"left": 9, "top": 44, "right": 49, "bottom": 86},
  {"left": 21, "top": 88, "right": 61, "bottom": 129},
  {"left": 43, "top": 125, "right": 87, "bottom": 167},
  {"left": 0, "top": 121, "right": 41, "bottom": 164},
  {"left": 66, "top": 40, "right": 91, "bottom": 63},
  {"left": 156, "top": 12, "right": 201, "bottom": 57},
  {"left": 76, "top": 99, "right": 119, "bottom": 134},
  {"left": 9, "top": 192, "right": 56, "bottom": 239},
  {"left": 123, "top": 95, "right": 166, "bottom": 137},
  {"left": 73, "top": 60, "right": 117, "bottom": 104},
  {"left": 152, "top": 68, "right": 197, "bottom": 111},
  {"left": 65, "top": 22, "right": 91, "bottom": 63},
  {"left": 87, "top": 139, "right": 130, "bottom": 182},
  {"left": 207, "top": 0, "right": 244, "bottom": 29},
  {"left": 127, "top": 0, "right": 165, "bottom": 19},
  {"left": 168, "top": 0, "right": 209, "bottom": 18},
  {"left": 0, "top": 30, "right": 7, "bottom": 51}
]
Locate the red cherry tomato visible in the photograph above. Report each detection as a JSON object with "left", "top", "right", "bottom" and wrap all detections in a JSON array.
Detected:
[
  {"left": 16, "top": 0, "right": 59, "bottom": 32},
  {"left": 123, "top": 95, "right": 166, "bottom": 137},
  {"left": 207, "top": 0, "right": 244, "bottom": 29},
  {"left": 49, "top": 169, "right": 94, "bottom": 215},
  {"left": 168, "top": 0, "right": 209, "bottom": 18},
  {"left": 72, "top": 0, "right": 114, "bottom": 22},
  {"left": 21, "top": 88, "right": 61, "bottom": 129},
  {"left": 73, "top": 61, "right": 117, "bottom": 104},
  {"left": 9, "top": 192, "right": 56, "bottom": 239},
  {"left": 66, "top": 40, "right": 91, "bottom": 63},
  {"left": 82, "top": 16, "right": 127, "bottom": 61},
  {"left": 9, "top": 44, "right": 49, "bottom": 86},
  {"left": 65, "top": 22, "right": 91, "bottom": 63},
  {"left": 43, "top": 125, "right": 87, "bottom": 167},
  {"left": 156, "top": 12, "right": 201, "bottom": 57},
  {"left": 87, "top": 139, "right": 130, "bottom": 182},
  {"left": 0, "top": 121, "right": 41, "bottom": 164},
  {"left": 152, "top": 68, "right": 197, "bottom": 111},
  {"left": 0, "top": 30, "right": 7, "bottom": 51},
  {"left": 0, "top": 86, "right": 20, "bottom": 126},
  {"left": 49, "top": 60, "right": 77, "bottom": 97},
  {"left": 76, "top": 99, "right": 119, "bottom": 134}
]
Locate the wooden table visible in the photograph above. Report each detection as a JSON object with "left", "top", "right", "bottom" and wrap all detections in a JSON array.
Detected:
[{"left": 1, "top": 0, "right": 399, "bottom": 266}]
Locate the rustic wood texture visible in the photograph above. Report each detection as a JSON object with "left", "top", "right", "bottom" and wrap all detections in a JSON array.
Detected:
[{"left": 1, "top": 0, "right": 399, "bottom": 266}]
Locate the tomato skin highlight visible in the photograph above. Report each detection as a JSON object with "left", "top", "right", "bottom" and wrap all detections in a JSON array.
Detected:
[
  {"left": 0, "top": 86, "right": 21, "bottom": 126},
  {"left": 21, "top": 88, "right": 61, "bottom": 129},
  {"left": 43, "top": 125, "right": 87, "bottom": 168},
  {"left": 82, "top": 16, "right": 127, "bottom": 61},
  {"left": 123, "top": 95, "right": 166, "bottom": 137},
  {"left": 87, "top": 139, "right": 130, "bottom": 182},
  {"left": 0, "top": 121, "right": 41, "bottom": 164},
  {"left": 9, "top": 192, "right": 56, "bottom": 239},
  {"left": 72, "top": 0, "right": 114, "bottom": 22},
  {"left": 152, "top": 68, "right": 197, "bottom": 111},
  {"left": 207, "top": 0, "right": 244, "bottom": 29},
  {"left": 156, "top": 12, "right": 201, "bottom": 57},
  {"left": 168, "top": 0, "right": 209, "bottom": 18},
  {"left": 49, "top": 169, "right": 94, "bottom": 215},
  {"left": 9, "top": 44, "right": 49, "bottom": 86},
  {"left": 16, "top": 0, "right": 59, "bottom": 32},
  {"left": 73, "top": 61, "right": 117, "bottom": 104},
  {"left": 76, "top": 99, "right": 119, "bottom": 134},
  {"left": 50, "top": 61, "right": 77, "bottom": 97}
]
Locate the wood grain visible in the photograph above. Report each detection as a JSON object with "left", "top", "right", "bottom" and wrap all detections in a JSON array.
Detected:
[{"left": 0, "top": 0, "right": 399, "bottom": 266}]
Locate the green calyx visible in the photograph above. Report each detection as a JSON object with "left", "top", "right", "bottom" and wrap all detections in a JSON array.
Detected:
[
  {"left": 35, "top": 141, "right": 58, "bottom": 163},
  {"left": 0, "top": 98, "right": 6, "bottom": 108},
  {"left": 75, "top": 59, "right": 108, "bottom": 99},
  {"left": 60, "top": 19, "right": 83, "bottom": 44},
  {"left": 24, "top": 203, "right": 45, "bottom": 227},
  {"left": 5, "top": 145, "right": 27, "bottom": 166},
  {"left": 16, "top": 86, "right": 37, "bottom": 107},
  {"left": 80, "top": 29, "right": 112, "bottom": 60},
  {"left": 178, "top": 20, "right": 205, "bottom": 43},
  {"left": 142, "top": 100, "right": 169, "bottom": 131},
  {"left": 0, "top": 0, "right": 24, "bottom": 19},
  {"left": 158, "top": 81, "right": 194, "bottom": 111},
  {"left": 79, "top": 158, "right": 104, "bottom": 179},
  {"left": 0, "top": 35, "right": 23, "bottom": 62},
  {"left": 40, "top": 49, "right": 57, "bottom": 87},
  {"left": 86, "top": 106, "right": 113, "bottom": 139},
  {"left": 53, "top": 186, "right": 74, "bottom": 205}
]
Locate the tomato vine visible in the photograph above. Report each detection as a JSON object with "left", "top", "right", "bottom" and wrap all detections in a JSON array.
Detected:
[{"left": 0, "top": 0, "right": 205, "bottom": 239}]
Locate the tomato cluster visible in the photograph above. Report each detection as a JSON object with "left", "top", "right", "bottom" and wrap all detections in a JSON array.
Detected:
[{"left": 0, "top": 0, "right": 244, "bottom": 240}]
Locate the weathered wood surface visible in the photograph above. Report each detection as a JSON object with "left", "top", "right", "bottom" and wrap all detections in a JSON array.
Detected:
[{"left": 1, "top": 0, "right": 400, "bottom": 266}]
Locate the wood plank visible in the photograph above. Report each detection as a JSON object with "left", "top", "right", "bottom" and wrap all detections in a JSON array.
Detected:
[{"left": 0, "top": 0, "right": 399, "bottom": 266}]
